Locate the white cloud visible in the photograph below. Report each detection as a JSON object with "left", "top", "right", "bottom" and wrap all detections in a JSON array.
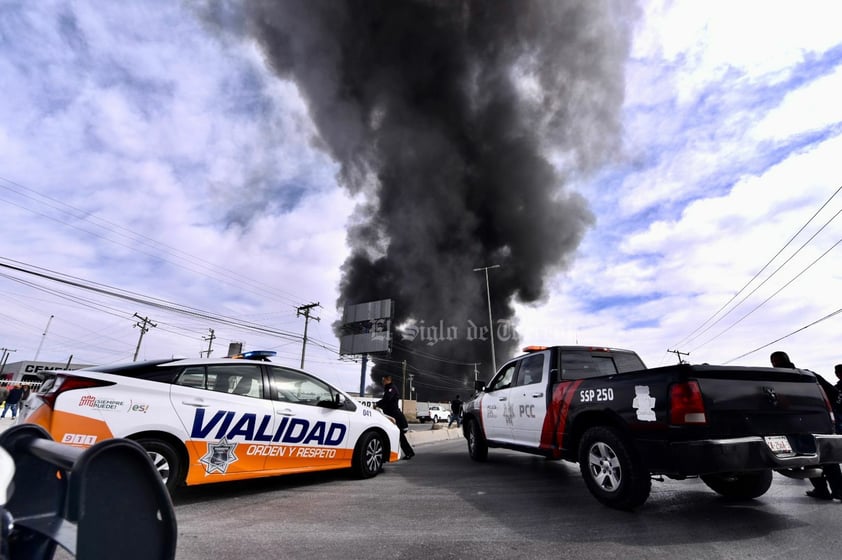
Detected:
[{"left": 751, "top": 65, "right": 842, "bottom": 141}]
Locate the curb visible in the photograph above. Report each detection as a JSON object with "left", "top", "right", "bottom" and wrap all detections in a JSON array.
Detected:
[{"left": 406, "top": 425, "right": 463, "bottom": 447}]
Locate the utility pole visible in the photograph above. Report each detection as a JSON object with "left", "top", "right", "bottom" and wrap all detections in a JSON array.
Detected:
[
  {"left": 33, "top": 314, "right": 54, "bottom": 361},
  {"left": 1, "top": 348, "right": 16, "bottom": 375},
  {"left": 296, "top": 302, "right": 321, "bottom": 369},
  {"left": 359, "top": 354, "right": 368, "bottom": 396},
  {"left": 201, "top": 328, "right": 216, "bottom": 357},
  {"left": 132, "top": 313, "right": 157, "bottom": 362},
  {"left": 667, "top": 349, "right": 690, "bottom": 364},
  {"left": 402, "top": 360, "right": 407, "bottom": 404},
  {"left": 473, "top": 264, "right": 501, "bottom": 374}
]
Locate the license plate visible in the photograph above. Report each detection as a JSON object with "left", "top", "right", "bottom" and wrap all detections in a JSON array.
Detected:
[{"left": 764, "top": 435, "right": 793, "bottom": 455}]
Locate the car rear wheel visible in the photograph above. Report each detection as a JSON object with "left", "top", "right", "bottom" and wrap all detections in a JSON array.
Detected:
[
  {"left": 701, "top": 470, "right": 773, "bottom": 500},
  {"left": 467, "top": 419, "right": 488, "bottom": 462},
  {"left": 352, "top": 431, "right": 387, "bottom": 478},
  {"left": 136, "top": 438, "right": 182, "bottom": 493},
  {"left": 578, "top": 426, "right": 651, "bottom": 510}
]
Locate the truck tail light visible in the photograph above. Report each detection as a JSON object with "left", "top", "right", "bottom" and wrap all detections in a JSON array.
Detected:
[
  {"left": 40, "top": 375, "right": 114, "bottom": 409},
  {"left": 669, "top": 381, "right": 707, "bottom": 425}
]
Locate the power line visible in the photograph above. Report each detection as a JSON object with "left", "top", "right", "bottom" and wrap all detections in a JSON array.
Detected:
[
  {"left": 689, "top": 232, "right": 842, "bottom": 353},
  {"left": 679, "top": 186, "right": 842, "bottom": 350},
  {"left": 0, "top": 175, "right": 311, "bottom": 308},
  {"left": 0, "top": 256, "right": 304, "bottom": 342},
  {"left": 673, "top": 184, "right": 842, "bottom": 349},
  {"left": 725, "top": 306, "right": 842, "bottom": 364}
]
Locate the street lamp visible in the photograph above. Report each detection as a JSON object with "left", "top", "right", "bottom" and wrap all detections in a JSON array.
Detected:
[{"left": 473, "top": 264, "right": 500, "bottom": 373}]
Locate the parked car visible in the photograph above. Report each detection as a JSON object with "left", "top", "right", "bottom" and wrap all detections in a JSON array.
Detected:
[
  {"left": 418, "top": 404, "right": 449, "bottom": 423},
  {"left": 17, "top": 352, "right": 402, "bottom": 492}
]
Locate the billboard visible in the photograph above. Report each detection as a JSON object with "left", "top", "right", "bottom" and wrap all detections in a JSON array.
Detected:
[{"left": 339, "top": 299, "right": 393, "bottom": 355}]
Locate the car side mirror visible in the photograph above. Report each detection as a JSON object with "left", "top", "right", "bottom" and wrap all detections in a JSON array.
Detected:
[{"left": 474, "top": 380, "right": 487, "bottom": 392}]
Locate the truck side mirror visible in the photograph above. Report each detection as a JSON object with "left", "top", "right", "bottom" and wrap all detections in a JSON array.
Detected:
[{"left": 474, "top": 380, "right": 487, "bottom": 392}]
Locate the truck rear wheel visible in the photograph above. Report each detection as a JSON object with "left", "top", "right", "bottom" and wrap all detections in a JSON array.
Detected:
[
  {"left": 578, "top": 426, "right": 651, "bottom": 510},
  {"left": 701, "top": 470, "right": 773, "bottom": 500},
  {"left": 467, "top": 419, "right": 488, "bottom": 462}
]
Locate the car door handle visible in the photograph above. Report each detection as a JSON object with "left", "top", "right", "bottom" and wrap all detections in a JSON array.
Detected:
[
  {"left": 276, "top": 409, "right": 296, "bottom": 416},
  {"left": 497, "top": 397, "right": 507, "bottom": 401},
  {"left": 181, "top": 401, "right": 209, "bottom": 408},
  {"left": 532, "top": 392, "right": 544, "bottom": 398}
]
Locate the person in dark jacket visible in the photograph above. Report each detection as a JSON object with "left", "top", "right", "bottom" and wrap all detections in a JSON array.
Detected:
[
  {"left": 448, "top": 394, "right": 463, "bottom": 428},
  {"left": 376, "top": 375, "right": 415, "bottom": 460},
  {"left": 770, "top": 351, "right": 842, "bottom": 500},
  {"left": 833, "top": 364, "right": 842, "bottom": 434},
  {"left": 0, "top": 385, "right": 22, "bottom": 419}
]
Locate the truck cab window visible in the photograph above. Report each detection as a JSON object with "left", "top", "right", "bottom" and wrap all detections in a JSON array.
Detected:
[
  {"left": 560, "top": 352, "right": 605, "bottom": 380},
  {"left": 487, "top": 363, "right": 517, "bottom": 392},
  {"left": 515, "top": 353, "right": 544, "bottom": 386}
]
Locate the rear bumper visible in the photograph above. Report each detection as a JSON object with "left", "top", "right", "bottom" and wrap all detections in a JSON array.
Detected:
[{"left": 641, "top": 434, "right": 842, "bottom": 475}]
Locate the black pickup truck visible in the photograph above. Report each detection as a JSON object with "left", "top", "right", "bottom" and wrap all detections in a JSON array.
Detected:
[{"left": 462, "top": 345, "right": 842, "bottom": 510}]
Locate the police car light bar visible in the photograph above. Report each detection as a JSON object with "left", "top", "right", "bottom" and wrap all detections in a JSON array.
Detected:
[{"left": 232, "top": 350, "right": 277, "bottom": 361}]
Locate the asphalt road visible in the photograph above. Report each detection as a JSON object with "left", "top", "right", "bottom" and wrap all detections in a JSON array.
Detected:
[
  {"left": 164, "top": 437, "right": 842, "bottom": 560},
  {"left": 5, "top": 419, "right": 842, "bottom": 560}
]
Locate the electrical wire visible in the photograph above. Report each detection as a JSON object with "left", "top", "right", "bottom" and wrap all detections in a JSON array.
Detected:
[
  {"left": 673, "top": 183, "right": 842, "bottom": 351},
  {"left": 725, "top": 306, "right": 842, "bottom": 364}
]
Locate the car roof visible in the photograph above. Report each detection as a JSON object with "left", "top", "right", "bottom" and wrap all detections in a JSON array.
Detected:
[
  {"left": 522, "top": 345, "right": 638, "bottom": 353},
  {"left": 74, "top": 357, "right": 305, "bottom": 375}
]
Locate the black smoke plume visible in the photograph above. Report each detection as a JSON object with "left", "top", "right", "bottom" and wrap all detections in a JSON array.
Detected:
[{"left": 201, "top": 1, "right": 638, "bottom": 399}]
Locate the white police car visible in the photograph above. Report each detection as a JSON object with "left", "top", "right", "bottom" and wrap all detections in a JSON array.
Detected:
[{"left": 18, "top": 352, "right": 401, "bottom": 491}]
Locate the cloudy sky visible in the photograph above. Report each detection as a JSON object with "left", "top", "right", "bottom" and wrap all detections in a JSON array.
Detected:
[{"left": 2, "top": 1, "right": 841, "bottom": 391}]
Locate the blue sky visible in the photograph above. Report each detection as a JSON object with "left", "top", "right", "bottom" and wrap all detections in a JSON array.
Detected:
[{"left": 2, "top": 1, "right": 842, "bottom": 389}]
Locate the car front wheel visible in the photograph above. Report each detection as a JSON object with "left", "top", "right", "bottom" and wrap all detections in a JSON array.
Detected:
[{"left": 352, "top": 431, "right": 387, "bottom": 478}]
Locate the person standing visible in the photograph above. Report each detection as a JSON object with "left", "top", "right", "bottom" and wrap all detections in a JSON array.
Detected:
[
  {"left": 0, "top": 385, "right": 22, "bottom": 419},
  {"left": 769, "top": 350, "right": 796, "bottom": 369},
  {"left": 832, "top": 364, "right": 842, "bottom": 434},
  {"left": 376, "top": 375, "right": 415, "bottom": 460},
  {"left": 448, "top": 394, "right": 463, "bottom": 428},
  {"left": 770, "top": 351, "right": 842, "bottom": 500}
]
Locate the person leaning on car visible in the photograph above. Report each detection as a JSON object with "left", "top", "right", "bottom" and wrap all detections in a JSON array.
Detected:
[
  {"left": 376, "top": 375, "right": 415, "bottom": 460},
  {"left": 770, "top": 351, "right": 842, "bottom": 500}
]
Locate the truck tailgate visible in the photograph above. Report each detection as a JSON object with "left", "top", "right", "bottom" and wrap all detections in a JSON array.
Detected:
[{"left": 687, "top": 365, "right": 833, "bottom": 437}]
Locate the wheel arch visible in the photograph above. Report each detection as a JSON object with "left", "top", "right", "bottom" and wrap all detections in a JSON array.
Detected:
[
  {"left": 568, "top": 410, "right": 631, "bottom": 460},
  {"left": 355, "top": 426, "right": 393, "bottom": 460},
  {"left": 127, "top": 430, "right": 190, "bottom": 484}
]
